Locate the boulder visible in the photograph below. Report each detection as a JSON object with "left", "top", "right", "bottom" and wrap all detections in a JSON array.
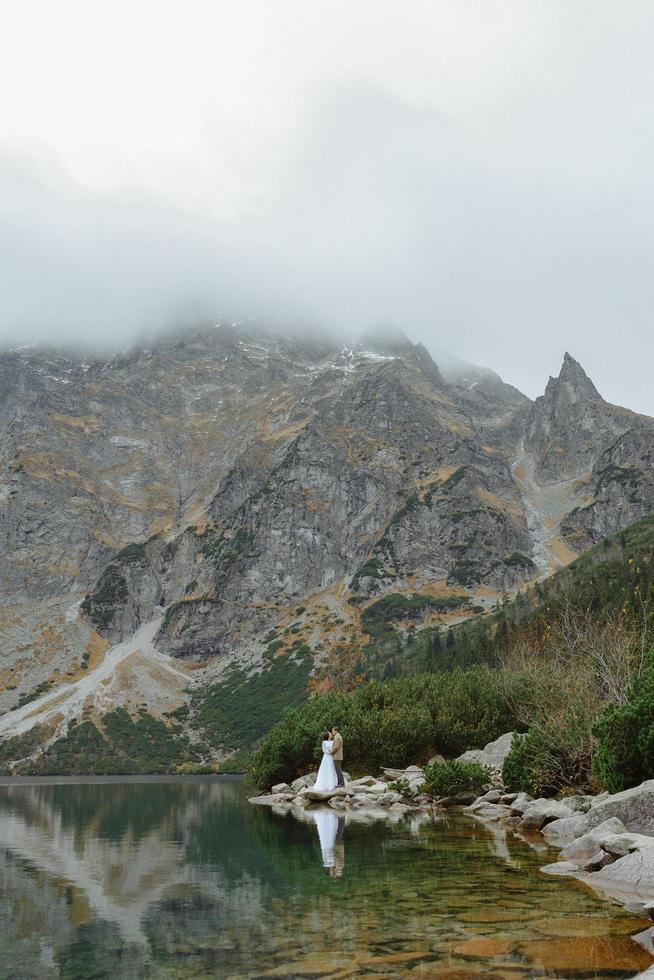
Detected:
[
  {"left": 559, "top": 818, "right": 627, "bottom": 865},
  {"left": 561, "top": 794, "right": 594, "bottom": 813},
  {"left": 389, "top": 802, "right": 411, "bottom": 813},
  {"left": 590, "top": 848, "right": 654, "bottom": 902},
  {"left": 520, "top": 799, "right": 575, "bottom": 830},
  {"left": 457, "top": 732, "right": 514, "bottom": 774},
  {"left": 603, "top": 833, "right": 654, "bottom": 859},
  {"left": 290, "top": 775, "right": 313, "bottom": 792},
  {"left": 500, "top": 793, "right": 519, "bottom": 804},
  {"left": 586, "top": 780, "right": 654, "bottom": 834},
  {"left": 346, "top": 775, "right": 377, "bottom": 787},
  {"left": 478, "top": 789, "right": 504, "bottom": 803},
  {"left": 328, "top": 797, "right": 347, "bottom": 809},
  {"left": 271, "top": 782, "right": 292, "bottom": 795},
  {"left": 541, "top": 814, "right": 590, "bottom": 845},
  {"left": 509, "top": 792, "right": 533, "bottom": 815}
]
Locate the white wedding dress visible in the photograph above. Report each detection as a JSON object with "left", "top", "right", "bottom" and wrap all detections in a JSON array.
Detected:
[{"left": 313, "top": 739, "right": 338, "bottom": 792}]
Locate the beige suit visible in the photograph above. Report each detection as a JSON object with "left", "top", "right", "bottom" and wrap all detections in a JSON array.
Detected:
[{"left": 331, "top": 732, "right": 344, "bottom": 786}]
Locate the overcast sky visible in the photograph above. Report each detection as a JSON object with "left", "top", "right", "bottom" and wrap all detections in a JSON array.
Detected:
[{"left": 1, "top": 1, "right": 654, "bottom": 411}]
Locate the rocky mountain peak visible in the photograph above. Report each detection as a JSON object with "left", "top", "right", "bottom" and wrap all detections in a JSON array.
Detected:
[{"left": 544, "top": 352, "right": 602, "bottom": 407}]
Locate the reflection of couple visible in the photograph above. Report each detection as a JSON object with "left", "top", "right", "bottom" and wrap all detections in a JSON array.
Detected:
[
  {"left": 313, "top": 726, "right": 344, "bottom": 792},
  {"left": 313, "top": 810, "right": 345, "bottom": 877}
]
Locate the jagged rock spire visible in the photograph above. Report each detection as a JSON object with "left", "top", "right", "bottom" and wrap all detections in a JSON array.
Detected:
[{"left": 544, "top": 352, "right": 602, "bottom": 406}]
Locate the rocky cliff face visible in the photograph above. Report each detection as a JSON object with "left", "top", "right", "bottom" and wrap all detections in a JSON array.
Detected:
[
  {"left": 525, "top": 352, "right": 650, "bottom": 483},
  {"left": 1, "top": 328, "right": 653, "bottom": 746}
]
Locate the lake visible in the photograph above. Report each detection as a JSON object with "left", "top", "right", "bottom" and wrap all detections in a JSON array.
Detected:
[{"left": 0, "top": 776, "right": 652, "bottom": 978}]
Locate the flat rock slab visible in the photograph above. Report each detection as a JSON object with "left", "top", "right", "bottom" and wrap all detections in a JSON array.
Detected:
[
  {"left": 249, "top": 794, "right": 292, "bottom": 806},
  {"left": 590, "top": 848, "right": 654, "bottom": 903}
]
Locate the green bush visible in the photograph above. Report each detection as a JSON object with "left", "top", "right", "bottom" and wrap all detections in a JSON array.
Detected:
[
  {"left": 502, "top": 723, "right": 595, "bottom": 796},
  {"left": 594, "top": 652, "right": 654, "bottom": 792},
  {"left": 388, "top": 777, "right": 415, "bottom": 800},
  {"left": 248, "top": 666, "right": 523, "bottom": 790},
  {"left": 423, "top": 759, "right": 490, "bottom": 799}
]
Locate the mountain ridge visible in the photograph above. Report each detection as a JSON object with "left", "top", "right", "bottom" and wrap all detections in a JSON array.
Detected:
[{"left": 1, "top": 325, "right": 653, "bottom": 765}]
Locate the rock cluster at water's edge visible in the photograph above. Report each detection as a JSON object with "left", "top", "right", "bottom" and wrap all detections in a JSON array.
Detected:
[{"left": 465, "top": 778, "right": 654, "bottom": 917}]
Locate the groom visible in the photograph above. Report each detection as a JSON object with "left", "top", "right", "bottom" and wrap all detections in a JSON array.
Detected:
[{"left": 330, "top": 726, "right": 344, "bottom": 786}]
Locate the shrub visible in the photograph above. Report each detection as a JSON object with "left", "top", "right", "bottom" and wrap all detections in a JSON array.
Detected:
[
  {"left": 423, "top": 759, "right": 490, "bottom": 799},
  {"left": 248, "top": 666, "right": 521, "bottom": 790},
  {"left": 502, "top": 722, "right": 595, "bottom": 796},
  {"left": 388, "top": 777, "right": 415, "bottom": 800},
  {"left": 594, "top": 651, "right": 654, "bottom": 792}
]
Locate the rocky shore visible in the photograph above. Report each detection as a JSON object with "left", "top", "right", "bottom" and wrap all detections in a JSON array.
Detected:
[{"left": 250, "top": 732, "right": 654, "bottom": 970}]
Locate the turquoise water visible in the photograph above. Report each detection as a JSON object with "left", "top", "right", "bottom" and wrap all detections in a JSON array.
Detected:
[{"left": 0, "top": 777, "right": 652, "bottom": 978}]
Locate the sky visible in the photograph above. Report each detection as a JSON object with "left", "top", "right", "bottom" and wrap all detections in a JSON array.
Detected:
[{"left": 1, "top": 1, "right": 654, "bottom": 412}]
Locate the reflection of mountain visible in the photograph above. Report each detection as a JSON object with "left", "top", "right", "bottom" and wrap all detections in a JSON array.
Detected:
[
  {"left": 0, "top": 781, "right": 267, "bottom": 962},
  {"left": 3, "top": 781, "right": 644, "bottom": 978}
]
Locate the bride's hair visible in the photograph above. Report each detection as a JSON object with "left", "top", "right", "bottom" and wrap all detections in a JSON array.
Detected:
[{"left": 323, "top": 731, "right": 331, "bottom": 740}]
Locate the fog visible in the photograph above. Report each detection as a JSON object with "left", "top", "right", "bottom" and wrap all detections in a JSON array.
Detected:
[{"left": 2, "top": 1, "right": 654, "bottom": 412}]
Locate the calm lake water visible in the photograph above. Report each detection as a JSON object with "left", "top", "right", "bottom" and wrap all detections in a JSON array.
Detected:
[{"left": 0, "top": 776, "right": 652, "bottom": 979}]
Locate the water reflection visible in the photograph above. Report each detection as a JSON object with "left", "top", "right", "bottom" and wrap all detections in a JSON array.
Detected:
[
  {"left": 312, "top": 810, "right": 345, "bottom": 877},
  {"left": 0, "top": 779, "right": 652, "bottom": 979}
]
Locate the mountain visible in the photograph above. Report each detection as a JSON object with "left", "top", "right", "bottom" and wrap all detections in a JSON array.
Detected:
[{"left": 1, "top": 326, "right": 653, "bottom": 769}]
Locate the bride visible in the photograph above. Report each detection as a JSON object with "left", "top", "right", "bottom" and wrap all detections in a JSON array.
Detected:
[{"left": 313, "top": 730, "right": 338, "bottom": 792}]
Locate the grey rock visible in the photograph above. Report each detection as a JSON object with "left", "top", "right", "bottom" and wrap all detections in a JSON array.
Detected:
[
  {"left": 586, "top": 780, "right": 654, "bottom": 834},
  {"left": 561, "top": 794, "right": 594, "bottom": 813},
  {"left": 509, "top": 792, "right": 533, "bottom": 815},
  {"left": 590, "top": 848, "right": 654, "bottom": 902},
  {"left": 541, "top": 814, "right": 590, "bottom": 845},
  {"left": 478, "top": 789, "right": 504, "bottom": 803},
  {"left": 457, "top": 732, "right": 514, "bottom": 774},
  {"left": 559, "top": 818, "right": 627, "bottom": 865},
  {"left": 520, "top": 799, "right": 575, "bottom": 830},
  {"left": 271, "top": 782, "right": 292, "bottom": 795},
  {"left": 602, "top": 833, "right": 654, "bottom": 858},
  {"left": 248, "top": 794, "right": 290, "bottom": 805}
]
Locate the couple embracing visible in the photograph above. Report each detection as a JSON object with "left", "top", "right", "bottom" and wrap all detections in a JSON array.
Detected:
[{"left": 313, "top": 726, "right": 344, "bottom": 792}]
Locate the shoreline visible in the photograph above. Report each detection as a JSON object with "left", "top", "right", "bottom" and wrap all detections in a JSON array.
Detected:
[{"left": 0, "top": 772, "right": 246, "bottom": 786}]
